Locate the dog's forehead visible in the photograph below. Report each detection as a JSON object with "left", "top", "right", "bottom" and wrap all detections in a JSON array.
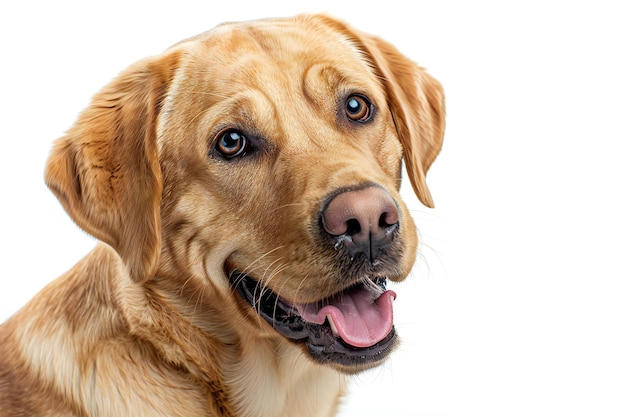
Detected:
[
  {"left": 176, "top": 17, "right": 377, "bottom": 90},
  {"left": 158, "top": 17, "right": 387, "bottom": 154}
]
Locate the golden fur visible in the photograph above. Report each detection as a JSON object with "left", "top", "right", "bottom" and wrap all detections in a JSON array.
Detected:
[{"left": 0, "top": 14, "right": 444, "bottom": 417}]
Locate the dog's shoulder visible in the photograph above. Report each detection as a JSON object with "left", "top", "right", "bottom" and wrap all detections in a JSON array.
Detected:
[
  {"left": 0, "top": 352, "right": 77, "bottom": 416},
  {"left": 0, "top": 245, "right": 122, "bottom": 416},
  {"left": 0, "top": 245, "right": 228, "bottom": 416}
]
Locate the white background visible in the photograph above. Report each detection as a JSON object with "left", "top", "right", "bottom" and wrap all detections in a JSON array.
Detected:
[{"left": 1, "top": 1, "right": 625, "bottom": 416}]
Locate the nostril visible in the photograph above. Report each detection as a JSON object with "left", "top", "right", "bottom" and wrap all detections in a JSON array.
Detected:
[
  {"left": 379, "top": 212, "right": 391, "bottom": 228},
  {"left": 345, "top": 218, "right": 361, "bottom": 236},
  {"left": 379, "top": 209, "right": 399, "bottom": 229}
]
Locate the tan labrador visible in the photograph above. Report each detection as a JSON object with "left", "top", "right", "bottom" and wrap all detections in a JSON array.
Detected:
[{"left": 0, "top": 14, "right": 444, "bottom": 417}]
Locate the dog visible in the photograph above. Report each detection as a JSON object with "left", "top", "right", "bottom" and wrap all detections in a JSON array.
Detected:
[{"left": 0, "top": 14, "right": 444, "bottom": 417}]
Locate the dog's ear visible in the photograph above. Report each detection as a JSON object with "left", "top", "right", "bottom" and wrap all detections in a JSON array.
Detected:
[
  {"left": 45, "top": 52, "right": 179, "bottom": 282},
  {"left": 362, "top": 37, "right": 445, "bottom": 208},
  {"left": 317, "top": 15, "right": 445, "bottom": 207}
]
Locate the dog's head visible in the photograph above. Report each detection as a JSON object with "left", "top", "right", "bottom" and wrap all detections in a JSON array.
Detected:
[{"left": 45, "top": 15, "right": 444, "bottom": 374}]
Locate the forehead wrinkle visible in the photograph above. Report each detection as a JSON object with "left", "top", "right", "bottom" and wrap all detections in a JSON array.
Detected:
[
  {"left": 302, "top": 63, "right": 343, "bottom": 108},
  {"left": 212, "top": 89, "right": 279, "bottom": 137}
]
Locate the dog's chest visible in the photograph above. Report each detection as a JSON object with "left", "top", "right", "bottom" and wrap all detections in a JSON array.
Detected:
[{"left": 226, "top": 342, "right": 345, "bottom": 417}]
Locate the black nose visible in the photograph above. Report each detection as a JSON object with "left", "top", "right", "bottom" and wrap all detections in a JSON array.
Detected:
[{"left": 322, "top": 185, "right": 399, "bottom": 262}]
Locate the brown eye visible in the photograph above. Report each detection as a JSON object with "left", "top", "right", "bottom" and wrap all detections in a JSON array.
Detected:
[
  {"left": 345, "top": 95, "right": 372, "bottom": 122},
  {"left": 216, "top": 130, "right": 248, "bottom": 158}
]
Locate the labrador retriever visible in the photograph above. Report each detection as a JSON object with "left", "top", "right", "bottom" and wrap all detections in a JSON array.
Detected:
[{"left": 0, "top": 14, "right": 444, "bottom": 417}]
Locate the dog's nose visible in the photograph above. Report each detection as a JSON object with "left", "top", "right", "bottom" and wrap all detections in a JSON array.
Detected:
[{"left": 322, "top": 186, "right": 399, "bottom": 262}]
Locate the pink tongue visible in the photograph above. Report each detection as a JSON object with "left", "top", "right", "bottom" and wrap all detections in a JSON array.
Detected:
[{"left": 295, "top": 287, "right": 396, "bottom": 348}]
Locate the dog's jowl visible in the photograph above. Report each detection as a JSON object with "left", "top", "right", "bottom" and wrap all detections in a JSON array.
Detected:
[{"left": 0, "top": 14, "right": 444, "bottom": 417}]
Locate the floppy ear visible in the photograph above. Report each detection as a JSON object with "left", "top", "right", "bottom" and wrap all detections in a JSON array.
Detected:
[
  {"left": 361, "top": 37, "right": 445, "bottom": 208},
  {"left": 45, "top": 52, "right": 179, "bottom": 282},
  {"left": 317, "top": 15, "right": 445, "bottom": 207}
]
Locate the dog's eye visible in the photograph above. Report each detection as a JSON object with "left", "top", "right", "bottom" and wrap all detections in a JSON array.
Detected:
[
  {"left": 345, "top": 95, "right": 372, "bottom": 122},
  {"left": 216, "top": 130, "right": 248, "bottom": 158}
]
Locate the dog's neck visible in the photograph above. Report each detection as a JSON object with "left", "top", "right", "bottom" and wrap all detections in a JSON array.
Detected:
[{"left": 117, "top": 248, "right": 346, "bottom": 417}]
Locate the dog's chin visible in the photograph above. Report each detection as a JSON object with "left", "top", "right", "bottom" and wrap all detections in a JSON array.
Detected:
[{"left": 229, "top": 271, "right": 399, "bottom": 373}]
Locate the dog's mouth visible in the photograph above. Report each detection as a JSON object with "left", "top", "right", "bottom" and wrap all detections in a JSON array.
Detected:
[{"left": 229, "top": 272, "right": 398, "bottom": 369}]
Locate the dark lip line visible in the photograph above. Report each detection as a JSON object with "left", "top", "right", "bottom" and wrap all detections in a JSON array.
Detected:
[{"left": 228, "top": 270, "right": 387, "bottom": 314}]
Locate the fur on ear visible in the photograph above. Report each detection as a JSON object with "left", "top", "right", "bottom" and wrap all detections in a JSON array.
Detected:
[
  {"left": 45, "top": 52, "right": 180, "bottom": 282},
  {"left": 315, "top": 15, "right": 445, "bottom": 208}
]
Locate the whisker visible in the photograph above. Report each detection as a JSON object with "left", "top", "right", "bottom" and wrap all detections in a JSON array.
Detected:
[
  {"left": 290, "top": 271, "right": 311, "bottom": 306},
  {"left": 238, "top": 246, "right": 286, "bottom": 278},
  {"left": 178, "top": 276, "right": 194, "bottom": 296},
  {"left": 264, "top": 264, "right": 291, "bottom": 324},
  {"left": 254, "top": 259, "right": 288, "bottom": 316}
]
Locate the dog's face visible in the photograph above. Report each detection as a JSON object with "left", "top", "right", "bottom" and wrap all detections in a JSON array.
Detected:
[{"left": 45, "top": 15, "right": 444, "bottom": 374}]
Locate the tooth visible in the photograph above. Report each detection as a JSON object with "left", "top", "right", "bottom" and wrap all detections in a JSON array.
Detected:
[
  {"left": 327, "top": 314, "right": 339, "bottom": 337},
  {"left": 363, "top": 277, "right": 384, "bottom": 300}
]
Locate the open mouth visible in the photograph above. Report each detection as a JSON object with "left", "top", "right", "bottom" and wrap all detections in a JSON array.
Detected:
[{"left": 229, "top": 272, "right": 398, "bottom": 369}]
